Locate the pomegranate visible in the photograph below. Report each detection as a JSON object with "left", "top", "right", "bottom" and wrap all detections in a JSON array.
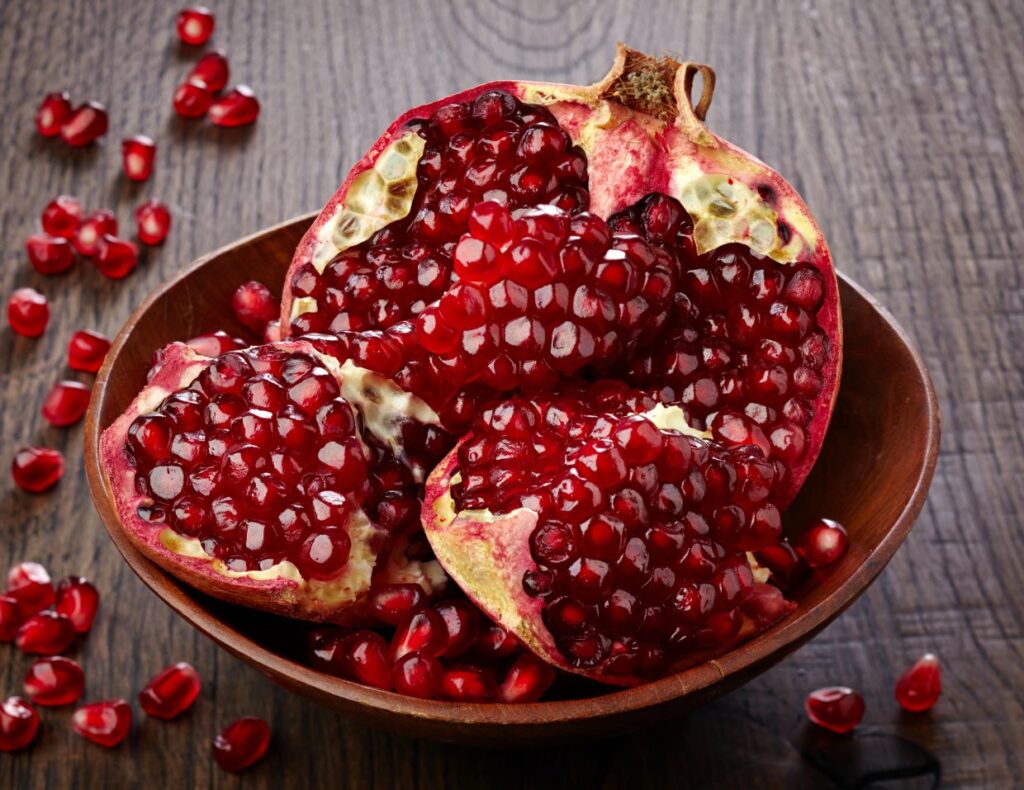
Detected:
[
  {"left": 177, "top": 6, "right": 214, "bottom": 45},
  {"left": 6, "top": 562, "right": 55, "bottom": 616},
  {"left": 122, "top": 135, "right": 157, "bottom": 181},
  {"left": 72, "top": 699, "right": 132, "bottom": 747},
  {"left": 208, "top": 86, "right": 260, "bottom": 127},
  {"left": 73, "top": 210, "right": 118, "bottom": 257},
  {"left": 7, "top": 288, "right": 50, "bottom": 337},
  {"left": 12, "top": 447, "right": 65, "bottom": 493},
  {"left": 35, "top": 92, "right": 72, "bottom": 137},
  {"left": 136, "top": 199, "right": 172, "bottom": 245},
  {"left": 796, "top": 517, "right": 849, "bottom": 567},
  {"left": 60, "top": 101, "right": 109, "bottom": 147},
  {"left": 68, "top": 330, "right": 112, "bottom": 372},
  {"left": 139, "top": 662, "right": 201, "bottom": 719},
  {"left": 805, "top": 686, "right": 864, "bottom": 734},
  {"left": 173, "top": 79, "right": 215, "bottom": 118},
  {"left": 41, "top": 380, "right": 91, "bottom": 427},
  {"left": 232, "top": 280, "right": 278, "bottom": 333},
  {"left": 41, "top": 195, "right": 83, "bottom": 238},
  {"left": 15, "top": 611, "right": 75, "bottom": 654},
  {"left": 0, "top": 697, "right": 39, "bottom": 752},
  {"left": 95, "top": 236, "right": 139, "bottom": 279},
  {"left": 24, "top": 656, "right": 85, "bottom": 706},
  {"left": 55, "top": 575, "right": 100, "bottom": 633},
  {"left": 213, "top": 717, "right": 271, "bottom": 772},
  {"left": 26, "top": 233, "right": 74, "bottom": 275},
  {"left": 190, "top": 50, "right": 229, "bottom": 92},
  {"left": 895, "top": 653, "right": 941, "bottom": 712}
]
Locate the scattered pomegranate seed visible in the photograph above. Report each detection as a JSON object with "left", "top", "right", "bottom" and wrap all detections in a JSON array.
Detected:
[
  {"left": 232, "top": 280, "right": 277, "bottom": 333},
  {"left": 805, "top": 686, "right": 865, "bottom": 734},
  {"left": 94, "top": 236, "right": 138, "bottom": 279},
  {"left": 139, "top": 662, "right": 201, "bottom": 719},
  {"left": 895, "top": 653, "right": 942, "bottom": 712},
  {"left": 72, "top": 699, "right": 132, "bottom": 747},
  {"left": 122, "top": 135, "right": 156, "bottom": 181},
  {"left": 60, "top": 101, "right": 109, "bottom": 147},
  {"left": 0, "top": 697, "right": 39, "bottom": 752},
  {"left": 6, "top": 562, "right": 55, "bottom": 616},
  {"left": 73, "top": 210, "right": 118, "bottom": 257},
  {"left": 135, "top": 200, "right": 172, "bottom": 245},
  {"left": 176, "top": 6, "right": 215, "bottom": 45},
  {"left": 41, "top": 195, "right": 83, "bottom": 239},
  {"left": 35, "top": 92, "right": 72, "bottom": 137},
  {"left": 26, "top": 234, "right": 74, "bottom": 275},
  {"left": 11, "top": 447, "right": 65, "bottom": 493},
  {"left": 392, "top": 652, "right": 441, "bottom": 699},
  {"left": 212, "top": 717, "right": 270, "bottom": 773},
  {"left": 7, "top": 288, "right": 49, "bottom": 337},
  {"left": 67, "top": 330, "right": 111, "bottom": 372},
  {"left": 41, "top": 380, "right": 91, "bottom": 427},
  {"left": 189, "top": 50, "right": 229, "bottom": 92},
  {"left": 498, "top": 653, "right": 556, "bottom": 703},
  {"left": 55, "top": 576, "right": 100, "bottom": 633},
  {"left": 344, "top": 631, "right": 392, "bottom": 689},
  {"left": 796, "top": 518, "right": 849, "bottom": 567},
  {"left": 15, "top": 611, "right": 75, "bottom": 654},
  {"left": 24, "top": 656, "right": 85, "bottom": 706},
  {"left": 208, "top": 86, "right": 259, "bottom": 127},
  {"left": 173, "top": 79, "right": 214, "bottom": 118},
  {"left": 0, "top": 597, "right": 22, "bottom": 641}
]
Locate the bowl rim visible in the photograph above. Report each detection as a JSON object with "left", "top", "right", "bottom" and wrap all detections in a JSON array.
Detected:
[{"left": 84, "top": 213, "right": 940, "bottom": 727}]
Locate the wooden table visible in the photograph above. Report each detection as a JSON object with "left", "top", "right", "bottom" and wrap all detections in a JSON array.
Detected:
[{"left": 2, "top": 1, "right": 1021, "bottom": 786}]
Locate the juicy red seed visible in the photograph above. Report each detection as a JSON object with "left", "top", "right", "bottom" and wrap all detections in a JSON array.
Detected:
[
  {"left": 0, "top": 697, "right": 39, "bottom": 752},
  {"left": 189, "top": 50, "right": 229, "bottom": 92},
  {"left": 344, "top": 631, "right": 392, "bottom": 689},
  {"left": 0, "top": 597, "right": 20, "bottom": 641},
  {"left": 24, "top": 656, "right": 85, "bottom": 706},
  {"left": 232, "top": 281, "right": 278, "bottom": 333},
  {"left": 67, "top": 330, "right": 111, "bottom": 372},
  {"left": 94, "top": 235, "right": 139, "bottom": 279},
  {"left": 41, "top": 195, "right": 82, "bottom": 238},
  {"left": 173, "top": 79, "right": 214, "bottom": 117},
  {"left": 35, "top": 92, "right": 72, "bottom": 137},
  {"left": 208, "top": 86, "right": 260, "bottom": 127},
  {"left": 15, "top": 611, "right": 75, "bottom": 654},
  {"left": 473, "top": 623, "right": 521, "bottom": 662},
  {"left": 392, "top": 652, "right": 442, "bottom": 699},
  {"left": 805, "top": 687, "right": 865, "bottom": 734},
  {"left": 796, "top": 518, "right": 848, "bottom": 567},
  {"left": 26, "top": 233, "right": 74, "bottom": 275},
  {"left": 41, "top": 380, "right": 91, "bottom": 427},
  {"left": 368, "top": 583, "right": 427, "bottom": 625},
  {"left": 498, "top": 653, "right": 556, "bottom": 703},
  {"left": 135, "top": 199, "right": 172, "bottom": 245},
  {"left": 7, "top": 288, "right": 49, "bottom": 337},
  {"left": 213, "top": 717, "right": 270, "bottom": 773},
  {"left": 6, "top": 562, "right": 55, "bottom": 616},
  {"left": 122, "top": 135, "right": 156, "bottom": 181},
  {"left": 186, "top": 330, "right": 244, "bottom": 357},
  {"left": 296, "top": 531, "right": 351, "bottom": 580},
  {"left": 55, "top": 575, "right": 100, "bottom": 633},
  {"left": 12, "top": 447, "right": 64, "bottom": 493},
  {"left": 177, "top": 5, "right": 214, "bottom": 44},
  {"left": 433, "top": 599, "right": 479, "bottom": 657},
  {"left": 440, "top": 666, "right": 497, "bottom": 702},
  {"left": 73, "top": 210, "right": 118, "bottom": 256},
  {"left": 72, "top": 699, "right": 132, "bottom": 747},
  {"left": 60, "top": 101, "right": 108, "bottom": 147},
  {"left": 391, "top": 609, "right": 447, "bottom": 661},
  {"left": 139, "top": 662, "right": 201, "bottom": 719},
  {"left": 895, "top": 653, "right": 941, "bottom": 712}
]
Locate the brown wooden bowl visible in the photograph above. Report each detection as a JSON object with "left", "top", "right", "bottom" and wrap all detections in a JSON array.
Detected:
[{"left": 84, "top": 214, "right": 939, "bottom": 746}]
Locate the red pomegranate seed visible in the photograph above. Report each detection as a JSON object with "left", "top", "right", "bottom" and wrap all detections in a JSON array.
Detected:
[
  {"left": 26, "top": 234, "right": 74, "bottom": 275},
  {"left": 208, "top": 86, "right": 259, "bottom": 127},
  {"left": 189, "top": 50, "right": 229, "bottom": 92},
  {"left": 173, "top": 79, "right": 214, "bottom": 118},
  {"left": 55, "top": 576, "right": 100, "bottom": 633},
  {"left": 24, "top": 656, "right": 85, "bottom": 706},
  {"left": 368, "top": 583, "right": 426, "bottom": 625},
  {"left": 6, "top": 562, "right": 54, "bottom": 616},
  {"left": 263, "top": 319, "right": 281, "bottom": 342},
  {"left": 392, "top": 651, "right": 442, "bottom": 699},
  {"left": 185, "top": 330, "right": 244, "bottom": 357},
  {"left": 796, "top": 518, "right": 849, "bottom": 567},
  {"left": 73, "top": 210, "right": 118, "bottom": 257},
  {"left": 68, "top": 330, "right": 111, "bottom": 372},
  {"left": 135, "top": 200, "right": 171, "bottom": 245},
  {"left": 213, "top": 717, "right": 270, "bottom": 773},
  {"left": 177, "top": 6, "right": 214, "bottom": 45},
  {"left": 94, "top": 236, "right": 138, "bottom": 279},
  {"left": 41, "top": 380, "right": 91, "bottom": 427},
  {"left": 7, "top": 288, "right": 49, "bottom": 337},
  {"left": 232, "top": 280, "right": 277, "bottom": 333},
  {"left": 433, "top": 600, "right": 479, "bottom": 657},
  {"left": 72, "top": 699, "right": 132, "bottom": 747},
  {"left": 15, "top": 611, "right": 75, "bottom": 654},
  {"left": 139, "top": 662, "right": 201, "bottom": 719},
  {"left": 12, "top": 447, "right": 65, "bottom": 493},
  {"left": 473, "top": 622, "right": 521, "bottom": 662},
  {"left": 0, "top": 697, "right": 39, "bottom": 752},
  {"left": 895, "top": 653, "right": 942, "bottom": 712},
  {"left": 41, "top": 195, "right": 82, "bottom": 239},
  {"left": 440, "top": 666, "right": 497, "bottom": 702},
  {"left": 344, "top": 631, "right": 392, "bottom": 689},
  {"left": 121, "top": 135, "right": 156, "bottom": 181},
  {"left": 35, "top": 92, "right": 72, "bottom": 137},
  {"left": 805, "top": 686, "right": 864, "bottom": 734},
  {"left": 391, "top": 610, "right": 447, "bottom": 662},
  {"left": 498, "top": 653, "right": 556, "bottom": 703},
  {"left": 60, "top": 101, "right": 108, "bottom": 147}
]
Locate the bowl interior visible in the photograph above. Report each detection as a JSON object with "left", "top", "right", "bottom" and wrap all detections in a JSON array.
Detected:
[{"left": 85, "top": 215, "right": 939, "bottom": 744}]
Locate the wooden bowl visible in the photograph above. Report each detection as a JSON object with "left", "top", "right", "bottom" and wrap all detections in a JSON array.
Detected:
[{"left": 84, "top": 214, "right": 940, "bottom": 746}]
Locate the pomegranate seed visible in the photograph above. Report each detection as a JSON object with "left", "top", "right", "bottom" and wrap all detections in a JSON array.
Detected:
[
  {"left": 177, "top": 6, "right": 215, "bottom": 45},
  {"left": 391, "top": 609, "right": 447, "bottom": 662},
  {"left": 433, "top": 600, "right": 479, "bottom": 657},
  {"left": 60, "top": 101, "right": 108, "bottom": 146},
  {"left": 368, "top": 583, "right": 426, "bottom": 625},
  {"left": 5, "top": 562, "right": 54, "bottom": 616},
  {"left": 35, "top": 92, "right": 72, "bottom": 137},
  {"left": 0, "top": 697, "right": 39, "bottom": 752},
  {"left": 232, "top": 280, "right": 277, "bottom": 333},
  {"left": 392, "top": 651, "right": 442, "bottom": 699},
  {"left": 139, "top": 662, "right": 201, "bottom": 719},
  {"left": 440, "top": 666, "right": 497, "bottom": 702},
  {"left": 189, "top": 50, "right": 229, "bottom": 92},
  {"left": 208, "top": 85, "right": 259, "bottom": 127},
  {"left": 41, "top": 195, "right": 82, "bottom": 238},
  {"left": 94, "top": 236, "right": 138, "bottom": 279},
  {"left": 26, "top": 233, "right": 74, "bottom": 275},
  {"left": 135, "top": 199, "right": 172, "bottom": 245},
  {"left": 24, "top": 656, "right": 85, "bottom": 706},
  {"left": 72, "top": 699, "right": 132, "bottom": 747},
  {"left": 55, "top": 576, "right": 100, "bottom": 633},
  {"left": 68, "top": 330, "right": 111, "bottom": 372},
  {"left": 498, "top": 653, "right": 556, "bottom": 703},
  {"left": 473, "top": 623, "right": 521, "bottom": 662},
  {"left": 805, "top": 687, "right": 864, "bottom": 734},
  {"left": 16, "top": 611, "right": 75, "bottom": 654},
  {"left": 73, "top": 210, "right": 118, "bottom": 256},
  {"left": 212, "top": 717, "right": 270, "bottom": 772},
  {"left": 263, "top": 319, "right": 281, "bottom": 342},
  {"left": 796, "top": 518, "right": 849, "bottom": 567},
  {"left": 185, "top": 330, "right": 244, "bottom": 357},
  {"left": 41, "top": 380, "right": 91, "bottom": 427},
  {"left": 7, "top": 288, "right": 49, "bottom": 337},
  {"left": 121, "top": 135, "right": 156, "bottom": 181},
  {"left": 11, "top": 447, "right": 64, "bottom": 493},
  {"left": 344, "top": 631, "right": 392, "bottom": 689},
  {"left": 895, "top": 653, "right": 941, "bottom": 712},
  {"left": 173, "top": 79, "right": 214, "bottom": 118}
]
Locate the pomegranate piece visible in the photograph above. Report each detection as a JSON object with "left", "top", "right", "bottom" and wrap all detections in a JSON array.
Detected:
[
  {"left": 12, "top": 447, "right": 65, "bottom": 493},
  {"left": 68, "top": 330, "right": 111, "bottom": 372},
  {"left": 176, "top": 6, "right": 214, "bottom": 45},
  {"left": 213, "top": 717, "right": 271, "bottom": 772},
  {"left": 41, "top": 380, "right": 91, "bottom": 427},
  {"left": 41, "top": 195, "right": 83, "bottom": 238},
  {"left": 122, "top": 135, "right": 156, "bottom": 181},
  {"left": 173, "top": 79, "right": 214, "bottom": 118},
  {"left": 55, "top": 575, "right": 100, "bottom": 633},
  {"left": 0, "top": 697, "right": 39, "bottom": 752},
  {"left": 805, "top": 686, "right": 865, "bottom": 734},
  {"left": 139, "top": 662, "right": 201, "bottom": 719},
  {"left": 392, "top": 651, "right": 442, "bottom": 699},
  {"left": 35, "top": 91, "right": 72, "bottom": 137},
  {"left": 73, "top": 210, "right": 118, "bottom": 257},
  {"left": 0, "top": 597, "right": 21, "bottom": 641},
  {"left": 6, "top": 562, "right": 55, "bottom": 616},
  {"left": 796, "top": 518, "right": 849, "bottom": 567},
  {"left": 232, "top": 280, "right": 278, "bottom": 333},
  {"left": 895, "top": 653, "right": 941, "bottom": 712},
  {"left": 26, "top": 233, "right": 74, "bottom": 275},
  {"left": 208, "top": 86, "right": 260, "bottom": 127},
  {"left": 16, "top": 611, "right": 75, "bottom": 654},
  {"left": 135, "top": 199, "right": 172, "bottom": 245},
  {"left": 7, "top": 288, "right": 49, "bottom": 337},
  {"left": 368, "top": 582, "right": 427, "bottom": 625},
  {"left": 60, "top": 101, "right": 109, "bottom": 147},
  {"left": 24, "top": 656, "right": 85, "bottom": 706},
  {"left": 94, "top": 235, "right": 138, "bottom": 279},
  {"left": 72, "top": 699, "right": 132, "bottom": 747},
  {"left": 189, "top": 50, "right": 229, "bottom": 92},
  {"left": 498, "top": 653, "right": 556, "bottom": 703}
]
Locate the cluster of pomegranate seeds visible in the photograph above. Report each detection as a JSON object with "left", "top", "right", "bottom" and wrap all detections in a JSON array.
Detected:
[
  {"left": 122, "top": 135, "right": 157, "bottom": 181},
  {"left": 34, "top": 92, "right": 108, "bottom": 146},
  {"left": 805, "top": 686, "right": 865, "bottom": 734},
  {"left": 68, "top": 330, "right": 111, "bottom": 372},
  {"left": 11, "top": 447, "right": 65, "bottom": 493},
  {"left": 41, "top": 380, "right": 91, "bottom": 427},
  {"left": 895, "top": 653, "right": 942, "bottom": 712},
  {"left": 213, "top": 717, "right": 271, "bottom": 772},
  {"left": 172, "top": 42, "right": 258, "bottom": 127},
  {"left": 1, "top": 563, "right": 99, "bottom": 658},
  {"left": 7, "top": 288, "right": 49, "bottom": 337},
  {"left": 24, "top": 657, "right": 85, "bottom": 706},
  {"left": 796, "top": 517, "right": 849, "bottom": 567},
  {"left": 138, "top": 662, "right": 201, "bottom": 719},
  {"left": 72, "top": 699, "right": 132, "bottom": 747},
  {"left": 232, "top": 280, "right": 279, "bottom": 333},
  {"left": 0, "top": 697, "right": 39, "bottom": 752},
  {"left": 177, "top": 6, "right": 215, "bottom": 45}
]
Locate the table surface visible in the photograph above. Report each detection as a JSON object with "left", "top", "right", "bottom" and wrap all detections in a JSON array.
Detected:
[{"left": 2, "top": 0, "right": 1022, "bottom": 787}]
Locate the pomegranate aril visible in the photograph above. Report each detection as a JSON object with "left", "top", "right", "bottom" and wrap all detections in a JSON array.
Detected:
[
  {"left": 344, "top": 631, "right": 392, "bottom": 689},
  {"left": 213, "top": 717, "right": 270, "bottom": 773},
  {"left": 6, "top": 562, "right": 55, "bottom": 616},
  {"left": 95, "top": 236, "right": 139, "bottom": 279},
  {"left": 498, "top": 653, "right": 556, "bottom": 703},
  {"left": 41, "top": 195, "right": 82, "bottom": 238},
  {"left": 177, "top": 6, "right": 214, "bottom": 45},
  {"left": 139, "top": 662, "right": 201, "bottom": 719},
  {"left": 122, "top": 135, "right": 156, "bottom": 181},
  {"left": 895, "top": 653, "right": 941, "bottom": 712},
  {"left": 209, "top": 86, "right": 260, "bottom": 127},
  {"left": 434, "top": 599, "right": 479, "bottom": 657},
  {"left": 35, "top": 92, "right": 72, "bottom": 137},
  {"left": 440, "top": 666, "right": 497, "bottom": 702},
  {"left": 15, "top": 611, "right": 75, "bottom": 654},
  {"left": 0, "top": 697, "right": 39, "bottom": 752},
  {"left": 41, "top": 380, "right": 91, "bottom": 426},
  {"left": 68, "top": 330, "right": 111, "bottom": 372},
  {"left": 391, "top": 609, "right": 447, "bottom": 661},
  {"left": 55, "top": 575, "right": 100, "bottom": 633},
  {"left": 232, "top": 281, "right": 278, "bottom": 333},
  {"left": 392, "top": 651, "right": 442, "bottom": 699},
  {"left": 72, "top": 699, "right": 132, "bottom": 747},
  {"left": 368, "top": 583, "right": 426, "bottom": 625},
  {"left": 796, "top": 518, "right": 849, "bottom": 567},
  {"left": 74, "top": 210, "right": 118, "bottom": 257},
  {"left": 7, "top": 288, "right": 49, "bottom": 337},
  {"left": 173, "top": 79, "right": 214, "bottom": 118},
  {"left": 24, "top": 656, "right": 85, "bottom": 706},
  {"left": 805, "top": 687, "right": 864, "bottom": 734},
  {"left": 60, "top": 101, "right": 108, "bottom": 147},
  {"left": 26, "top": 233, "right": 74, "bottom": 275},
  {"left": 0, "top": 597, "right": 21, "bottom": 641},
  {"left": 189, "top": 49, "right": 229, "bottom": 92},
  {"left": 136, "top": 199, "right": 172, "bottom": 245}
]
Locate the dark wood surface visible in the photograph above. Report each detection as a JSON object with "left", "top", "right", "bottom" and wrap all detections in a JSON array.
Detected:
[{"left": 1, "top": 0, "right": 1021, "bottom": 786}]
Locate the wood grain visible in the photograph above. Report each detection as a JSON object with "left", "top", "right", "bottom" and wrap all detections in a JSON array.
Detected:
[{"left": 1, "top": 0, "right": 1021, "bottom": 786}]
